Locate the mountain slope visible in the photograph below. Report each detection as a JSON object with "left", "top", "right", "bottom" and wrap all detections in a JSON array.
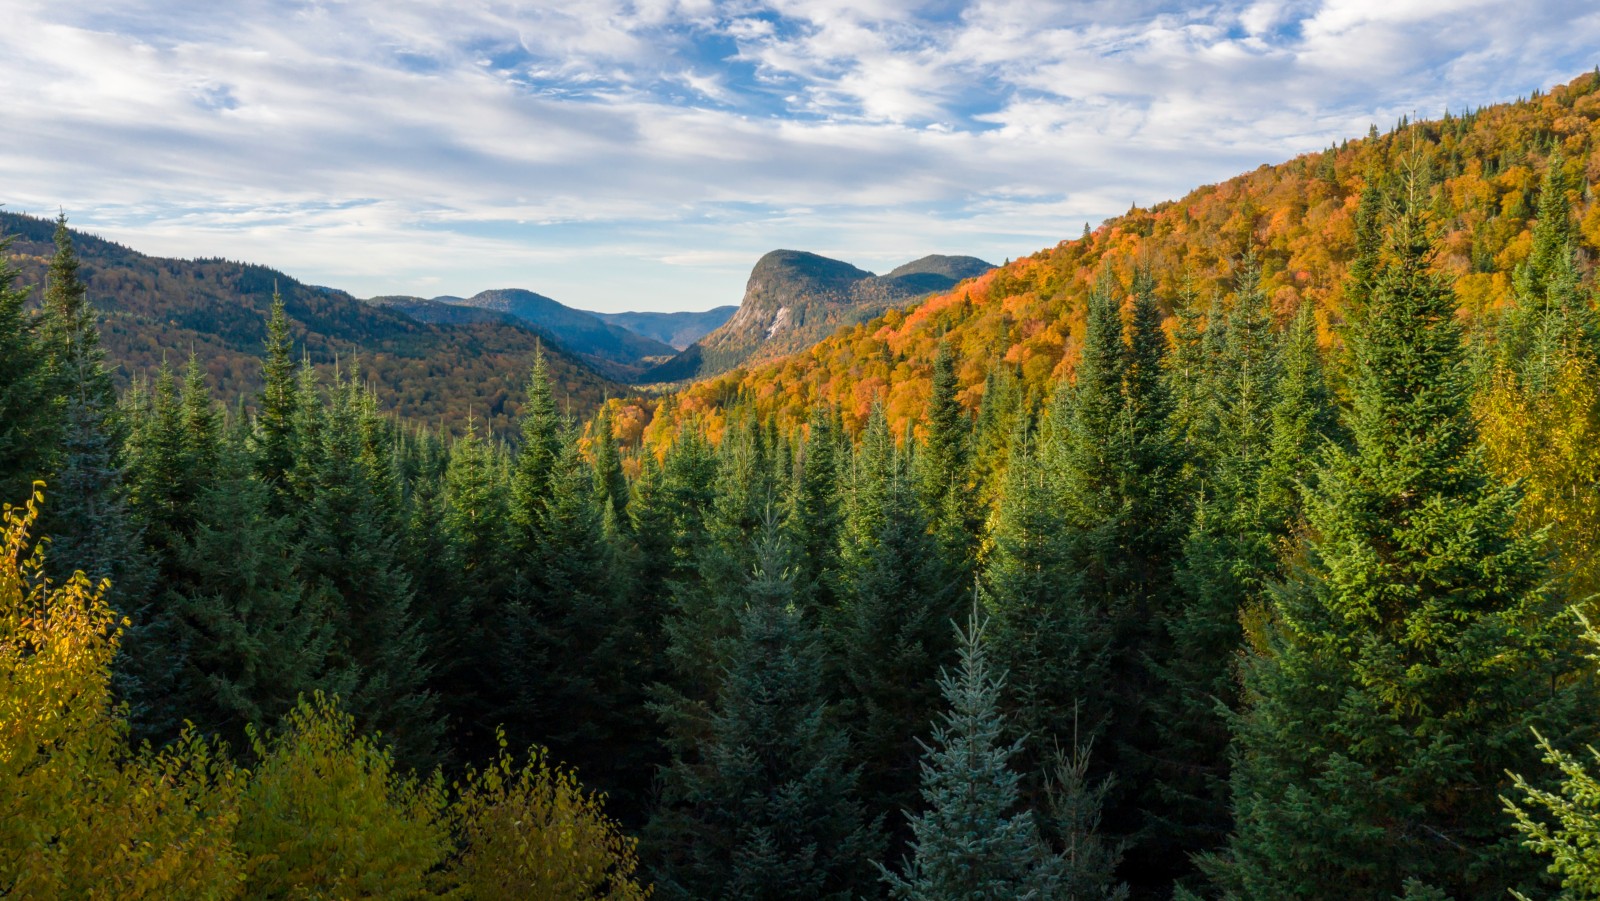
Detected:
[
  {"left": 437, "top": 289, "right": 676, "bottom": 381},
  {"left": 644, "top": 71, "right": 1600, "bottom": 445},
  {"left": 645, "top": 250, "right": 994, "bottom": 382},
  {"left": 0, "top": 211, "right": 623, "bottom": 435},
  {"left": 594, "top": 306, "right": 736, "bottom": 350}
]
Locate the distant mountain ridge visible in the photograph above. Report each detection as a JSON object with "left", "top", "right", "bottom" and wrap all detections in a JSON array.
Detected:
[
  {"left": 373, "top": 289, "right": 677, "bottom": 381},
  {"left": 594, "top": 307, "right": 736, "bottom": 350},
  {"left": 0, "top": 210, "right": 623, "bottom": 435},
  {"left": 645, "top": 250, "right": 994, "bottom": 382}
]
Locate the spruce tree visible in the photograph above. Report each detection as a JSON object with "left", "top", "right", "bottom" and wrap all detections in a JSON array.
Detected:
[
  {"left": 36, "top": 214, "right": 144, "bottom": 601},
  {"left": 784, "top": 405, "right": 844, "bottom": 616},
  {"left": 921, "top": 341, "right": 979, "bottom": 580},
  {"left": 880, "top": 611, "right": 1065, "bottom": 901},
  {"left": 1154, "top": 260, "right": 1282, "bottom": 866},
  {"left": 831, "top": 404, "right": 960, "bottom": 847},
  {"left": 1043, "top": 271, "right": 1180, "bottom": 878},
  {"left": 1202, "top": 169, "right": 1597, "bottom": 900},
  {"left": 982, "top": 416, "right": 1104, "bottom": 800},
  {"left": 590, "top": 401, "right": 629, "bottom": 528},
  {"left": 0, "top": 236, "right": 51, "bottom": 503},
  {"left": 436, "top": 419, "right": 513, "bottom": 754},
  {"left": 650, "top": 517, "right": 883, "bottom": 900},
  {"left": 254, "top": 291, "right": 298, "bottom": 513},
  {"left": 299, "top": 369, "right": 440, "bottom": 768}
]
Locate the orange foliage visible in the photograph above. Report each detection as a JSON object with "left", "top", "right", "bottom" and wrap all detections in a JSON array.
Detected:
[{"left": 641, "top": 71, "right": 1600, "bottom": 449}]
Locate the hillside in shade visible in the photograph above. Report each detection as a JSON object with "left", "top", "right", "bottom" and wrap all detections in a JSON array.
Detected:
[
  {"left": 0, "top": 211, "right": 624, "bottom": 435},
  {"left": 429, "top": 288, "right": 678, "bottom": 381},
  {"left": 642, "top": 250, "right": 994, "bottom": 382},
  {"left": 641, "top": 71, "right": 1600, "bottom": 447}
]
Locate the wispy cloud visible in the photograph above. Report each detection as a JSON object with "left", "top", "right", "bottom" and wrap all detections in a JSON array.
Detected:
[{"left": 2, "top": 0, "right": 1595, "bottom": 311}]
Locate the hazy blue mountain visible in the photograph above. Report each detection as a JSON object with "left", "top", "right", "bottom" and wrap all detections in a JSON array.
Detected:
[{"left": 593, "top": 306, "right": 737, "bottom": 350}]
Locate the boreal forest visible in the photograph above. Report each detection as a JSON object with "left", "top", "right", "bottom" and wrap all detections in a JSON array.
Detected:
[{"left": 11, "top": 70, "right": 1600, "bottom": 901}]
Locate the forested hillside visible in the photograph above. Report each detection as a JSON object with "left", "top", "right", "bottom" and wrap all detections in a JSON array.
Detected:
[
  {"left": 647, "top": 71, "right": 1600, "bottom": 444},
  {"left": 11, "top": 73, "right": 1600, "bottom": 901},
  {"left": 0, "top": 211, "right": 623, "bottom": 434}
]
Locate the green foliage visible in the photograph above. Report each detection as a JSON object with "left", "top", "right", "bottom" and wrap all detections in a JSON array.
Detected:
[
  {"left": 452, "top": 735, "right": 650, "bottom": 901},
  {"left": 650, "top": 519, "right": 883, "bottom": 900},
  {"left": 880, "top": 612, "right": 1065, "bottom": 901},
  {"left": 1204, "top": 170, "right": 1596, "bottom": 900},
  {"left": 238, "top": 693, "right": 453, "bottom": 899},
  {"left": 0, "top": 237, "right": 52, "bottom": 503}
]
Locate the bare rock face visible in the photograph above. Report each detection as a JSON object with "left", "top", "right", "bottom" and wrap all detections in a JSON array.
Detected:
[{"left": 645, "top": 250, "right": 994, "bottom": 383}]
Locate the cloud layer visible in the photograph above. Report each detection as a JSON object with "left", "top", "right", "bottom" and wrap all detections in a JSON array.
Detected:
[{"left": 3, "top": 0, "right": 1596, "bottom": 310}]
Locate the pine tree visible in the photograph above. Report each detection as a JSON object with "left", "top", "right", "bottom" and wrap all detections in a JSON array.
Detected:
[
  {"left": 880, "top": 611, "right": 1065, "bottom": 901},
  {"left": 1203, "top": 167, "right": 1597, "bottom": 900},
  {"left": 650, "top": 517, "right": 883, "bottom": 900},
  {"left": 0, "top": 235, "right": 51, "bottom": 503}
]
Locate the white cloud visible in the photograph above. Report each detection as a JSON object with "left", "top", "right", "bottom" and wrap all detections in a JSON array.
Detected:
[{"left": 1, "top": 0, "right": 1597, "bottom": 310}]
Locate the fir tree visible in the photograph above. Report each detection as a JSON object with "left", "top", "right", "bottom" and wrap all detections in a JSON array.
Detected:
[
  {"left": 299, "top": 368, "right": 440, "bottom": 768},
  {"left": 590, "top": 401, "right": 629, "bottom": 528},
  {"left": 254, "top": 291, "right": 298, "bottom": 513},
  {"left": 831, "top": 405, "right": 961, "bottom": 847},
  {"left": 880, "top": 611, "right": 1065, "bottom": 901},
  {"left": 36, "top": 214, "right": 144, "bottom": 602},
  {"left": 650, "top": 517, "right": 883, "bottom": 900},
  {"left": 921, "top": 341, "right": 979, "bottom": 580},
  {"left": 1202, "top": 167, "right": 1597, "bottom": 900},
  {"left": 0, "top": 236, "right": 51, "bottom": 502},
  {"left": 1153, "top": 259, "right": 1283, "bottom": 867},
  {"left": 982, "top": 416, "right": 1104, "bottom": 802},
  {"left": 784, "top": 405, "right": 844, "bottom": 616}
]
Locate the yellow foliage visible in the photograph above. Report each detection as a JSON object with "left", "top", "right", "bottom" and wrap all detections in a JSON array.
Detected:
[
  {"left": 451, "top": 738, "right": 649, "bottom": 901},
  {"left": 1478, "top": 358, "right": 1600, "bottom": 604},
  {"left": 0, "top": 488, "right": 243, "bottom": 899},
  {"left": 237, "top": 693, "right": 454, "bottom": 899}
]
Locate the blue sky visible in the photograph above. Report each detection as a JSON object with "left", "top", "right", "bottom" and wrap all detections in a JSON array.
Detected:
[{"left": 3, "top": 1, "right": 1597, "bottom": 312}]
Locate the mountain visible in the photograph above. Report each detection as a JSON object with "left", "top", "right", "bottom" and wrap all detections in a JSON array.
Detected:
[
  {"left": 643, "top": 71, "right": 1600, "bottom": 445},
  {"left": 593, "top": 306, "right": 736, "bottom": 350},
  {"left": 644, "top": 250, "right": 995, "bottom": 382},
  {"left": 432, "top": 289, "right": 677, "bottom": 381},
  {"left": 0, "top": 211, "right": 624, "bottom": 435}
]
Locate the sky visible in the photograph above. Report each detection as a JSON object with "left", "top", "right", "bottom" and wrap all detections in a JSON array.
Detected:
[{"left": 3, "top": 1, "right": 1598, "bottom": 313}]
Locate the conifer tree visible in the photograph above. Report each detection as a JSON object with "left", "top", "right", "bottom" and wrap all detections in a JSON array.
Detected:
[
  {"left": 922, "top": 341, "right": 979, "bottom": 579},
  {"left": 300, "top": 369, "right": 440, "bottom": 768},
  {"left": 880, "top": 611, "right": 1065, "bottom": 901},
  {"left": 785, "top": 405, "right": 843, "bottom": 615},
  {"left": 36, "top": 214, "right": 144, "bottom": 601},
  {"left": 1203, "top": 167, "right": 1597, "bottom": 900},
  {"left": 1154, "top": 260, "right": 1283, "bottom": 864},
  {"left": 436, "top": 420, "right": 512, "bottom": 753},
  {"left": 650, "top": 517, "right": 883, "bottom": 900},
  {"left": 0, "top": 236, "right": 51, "bottom": 503},
  {"left": 254, "top": 292, "right": 298, "bottom": 513},
  {"left": 831, "top": 404, "right": 960, "bottom": 845},
  {"left": 590, "top": 401, "right": 629, "bottom": 528},
  {"left": 982, "top": 416, "right": 1104, "bottom": 798},
  {"left": 1043, "top": 271, "right": 1180, "bottom": 877}
]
